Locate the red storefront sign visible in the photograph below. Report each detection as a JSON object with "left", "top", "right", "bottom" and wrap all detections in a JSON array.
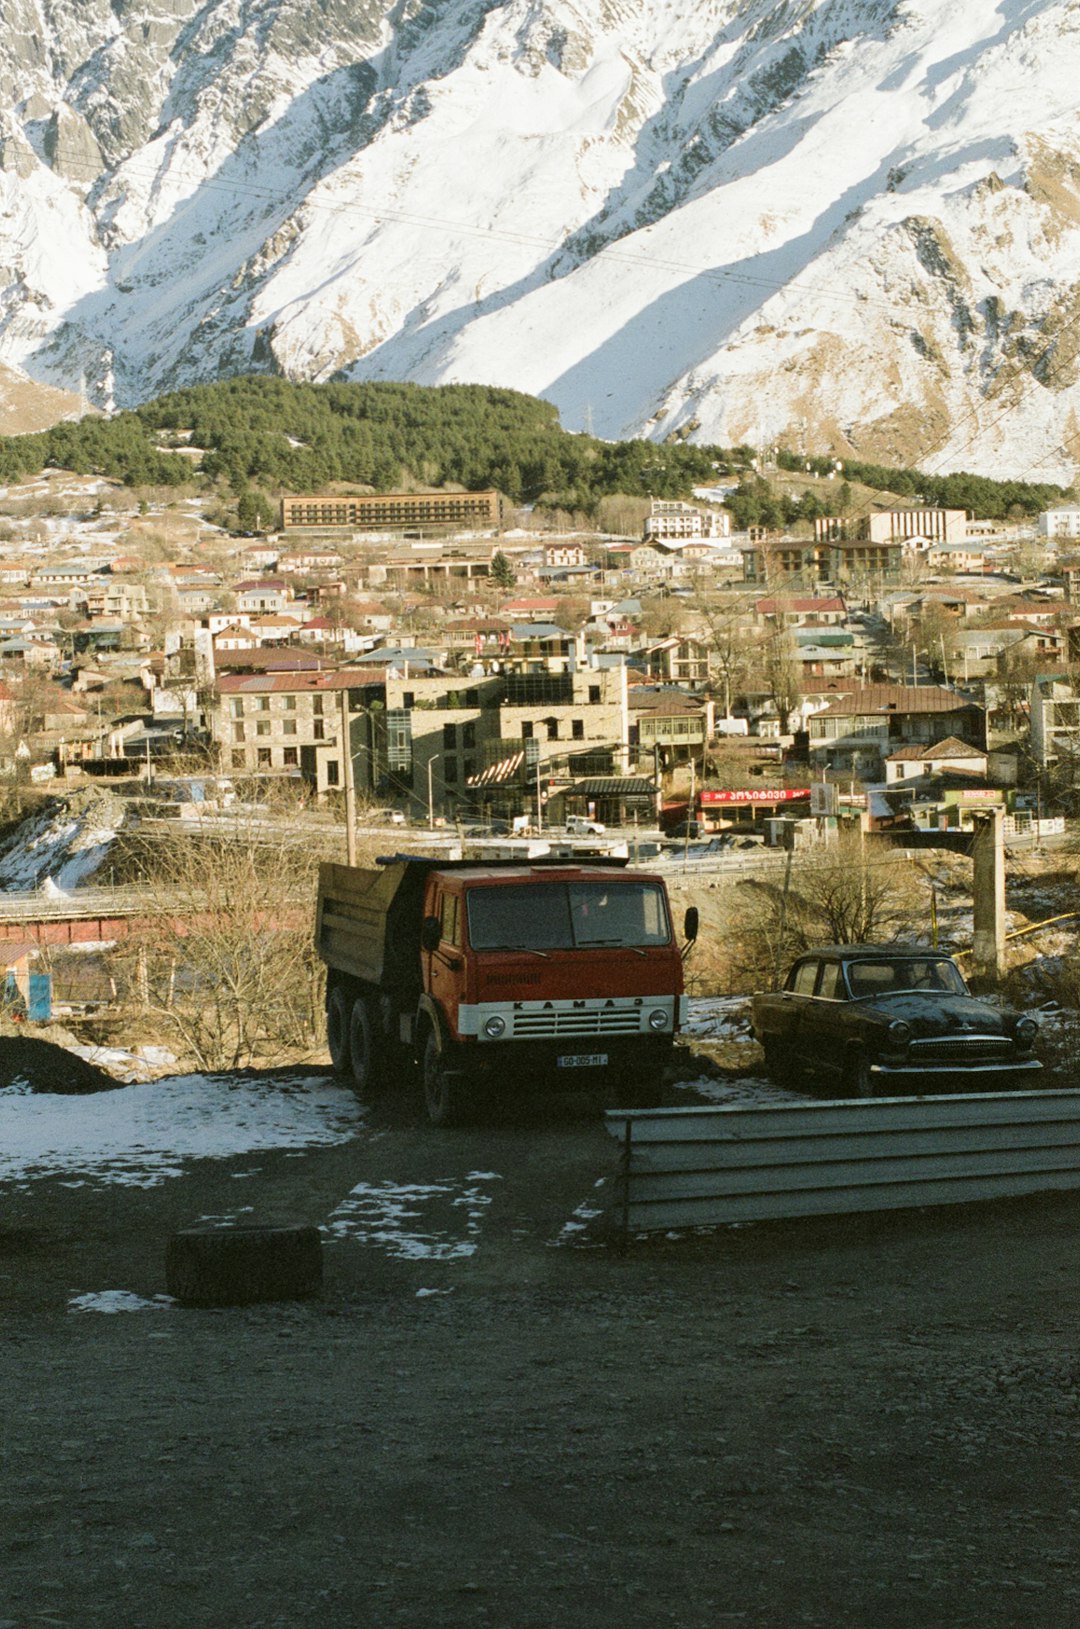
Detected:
[{"left": 699, "top": 788, "right": 811, "bottom": 805}]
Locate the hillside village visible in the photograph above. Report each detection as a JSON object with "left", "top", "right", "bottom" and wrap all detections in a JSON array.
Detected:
[{"left": 2, "top": 447, "right": 1080, "bottom": 849}]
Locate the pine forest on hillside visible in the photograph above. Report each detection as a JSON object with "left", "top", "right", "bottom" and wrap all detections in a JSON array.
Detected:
[{"left": 0, "top": 377, "right": 1071, "bottom": 525}]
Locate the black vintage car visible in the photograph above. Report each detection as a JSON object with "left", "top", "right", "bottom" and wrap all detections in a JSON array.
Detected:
[{"left": 752, "top": 945, "right": 1042, "bottom": 1097}]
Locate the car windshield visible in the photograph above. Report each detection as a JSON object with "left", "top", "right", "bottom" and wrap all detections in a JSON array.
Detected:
[
  {"left": 845, "top": 958, "right": 968, "bottom": 998},
  {"left": 466, "top": 881, "right": 671, "bottom": 951}
]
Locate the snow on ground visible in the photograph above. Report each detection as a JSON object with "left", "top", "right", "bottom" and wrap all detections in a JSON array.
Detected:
[
  {"left": 66, "top": 1043, "right": 180, "bottom": 1083},
  {"left": 0, "top": 788, "right": 127, "bottom": 890},
  {"left": 324, "top": 1171, "right": 503, "bottom": 1260},
  {"left": 0, "top": 1072, "right": 361, "bottom": 1190}
]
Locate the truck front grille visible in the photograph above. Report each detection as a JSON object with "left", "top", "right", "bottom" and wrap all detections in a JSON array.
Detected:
[{"left": 511, "top": 1009, "right": 643, "bottom": 1037}]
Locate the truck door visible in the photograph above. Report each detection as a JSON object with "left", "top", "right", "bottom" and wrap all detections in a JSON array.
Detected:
[{"left": 426, "top": 887, "right": 465, "bottom": 1039}]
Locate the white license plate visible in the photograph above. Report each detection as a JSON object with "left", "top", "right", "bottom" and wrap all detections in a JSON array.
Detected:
[{"left": 556, "top": 1053, "right": 609, "bottom": 1069}]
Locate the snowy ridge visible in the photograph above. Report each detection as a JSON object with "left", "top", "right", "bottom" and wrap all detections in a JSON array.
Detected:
[{"left": 2, "top": 0, "right": 1080, "bottom": 478}]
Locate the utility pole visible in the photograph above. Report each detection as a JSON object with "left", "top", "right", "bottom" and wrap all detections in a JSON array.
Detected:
[
  {"left": 971, "top": 810, "right": 1005, "bottom": 982},
  {"left": 340, "top": 689, "right": 356, "bottom": 866},
  {"left": 427, "top": 754, "right": 440, "bottom": 830}
]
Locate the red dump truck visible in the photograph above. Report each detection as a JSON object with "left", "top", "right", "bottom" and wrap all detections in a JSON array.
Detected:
[{"left": 316, "top": 854, "right": 698, "bottom": 1124}]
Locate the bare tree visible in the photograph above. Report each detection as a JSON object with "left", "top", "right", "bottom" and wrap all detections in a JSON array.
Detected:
[
  {"left": 737, "top": 831, "right": 927, "bottom": 988},
  {"left": 111, "top": 803, "right": 332, "bottom": 1070},
  {"left": 762, "top": 626, "right": 803, "bottom": 735},
  {"left": 689, "top": 592, "right": 757, "bottom": 718}
]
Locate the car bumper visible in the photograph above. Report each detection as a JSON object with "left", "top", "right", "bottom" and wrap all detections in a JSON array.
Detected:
[{"left": 870, "top": 1056, "right": 1043, "bottom": 1082}]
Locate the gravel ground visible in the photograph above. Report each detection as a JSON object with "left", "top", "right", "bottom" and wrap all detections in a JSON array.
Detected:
[{"left": 4, "top": 1049, "right": 1080, "bottom": 1628}]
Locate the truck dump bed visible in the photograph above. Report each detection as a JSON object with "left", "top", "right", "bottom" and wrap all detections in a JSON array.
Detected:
[{"left": 315, "top": 860, "right": 424, "bottom": 986}]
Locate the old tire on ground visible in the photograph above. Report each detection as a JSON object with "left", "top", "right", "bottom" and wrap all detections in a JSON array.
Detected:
[
  {"left": 326, "top": 983, "right": 351, "bottom": 1075},
  {"left": 165, "top": 1224, "right": 323, "bottom": 1308},
  {"left": 348, "top": 996, "right": 382, "bottom": 1095},
  {"left": 843, "top": 1049, "right": 875, "bottom": 1098},
  {"left": 422, "top": 1029, "right": 464, "bottom": 1128}
]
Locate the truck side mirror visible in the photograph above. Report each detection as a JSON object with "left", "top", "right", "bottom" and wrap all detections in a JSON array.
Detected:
[
  {"left": 683, "top": 906, "right": 699, "bottom": 944},
  {"left": 420, "top": 915, "right": 441, "bottom": 953}
]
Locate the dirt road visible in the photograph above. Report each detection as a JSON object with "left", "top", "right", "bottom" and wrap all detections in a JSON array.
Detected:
[{"left": 4, "top": 1069, "right": 1080, "bottom": 1628}]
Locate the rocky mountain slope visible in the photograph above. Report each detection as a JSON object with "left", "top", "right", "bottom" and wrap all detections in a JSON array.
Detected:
[{"left": 2, "top": 0, "right": 1080, "bottom": 481}]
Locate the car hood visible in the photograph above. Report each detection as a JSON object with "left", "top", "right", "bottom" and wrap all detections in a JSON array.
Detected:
[{"left": 853, "top": 992, "right": 1010, "bottom": 1037}]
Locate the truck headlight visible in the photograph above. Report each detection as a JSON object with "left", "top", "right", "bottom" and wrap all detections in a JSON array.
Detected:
[
  {"left": 483, "top": 1015, "right": 506, "bottom": 1038},
  {"left": 648, "top": 1009, "right": 670, "bottom": 1031},
  {"left": 1014, "top": 1017, "right": 1038, "bottom": 1049},
  {"left": 888, "top": 1019, "right": 912, "bottom": 1047}
]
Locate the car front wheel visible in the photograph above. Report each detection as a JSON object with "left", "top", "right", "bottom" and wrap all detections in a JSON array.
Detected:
[{"left": 842, "top": 1049, "right": 875, "bottom": 1098}]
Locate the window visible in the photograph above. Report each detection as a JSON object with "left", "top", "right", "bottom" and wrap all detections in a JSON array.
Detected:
[
  {"left": 313, "top": 719, "right": 325, "bottom": 741},
  {"left": 439, "top": 892, "right": 461, "bottom": 946},
  {"left": 233, "top": 723, "right": 245, "bottom": 743},
  {"left": 257, "top": 748, "right": 272, "bottom": 768},
  {"left": 463, "top": 721, "right": 476, "bottom": 749},
  {"left": 282, "top": 747, "right": 298, "bottom": 767},
  {"left": 403, "top": 692, "right": 415, "bottom": 709},
  {"left": 231, "top": 698, "right": 244, "bottom": 718},
  {"left": 589, "top": 686, "right": 601, "bottom": 704},
  {"left": 444, "top": 759, "right": 458, "bottom": 783},
  {"left": 791, "top": 960, "right": 819, "bottom": 995},
  {"left": 443, "top": 722, "right": 457, "bottom": 748},
  {"left": 281, "top": 718, "right": 296, "bottom": 736},
  {"left": 326, "top": 760, "right": 339, "bottom": 786},
  {"left": 817, "top": 963, "right": 843, "bottom": 1000},
  {"left": 572, "top": 719, "right": 585, "bottom": 740},
  {"left": 546, "top": 719, "right": 559, "bottom": 741},
  {"left": 313, "top": 695, "right": 324, "bottom": 715},
  {"left": 255, "top": 720, "right": 270, "bottom": 737},
  {"left": 256, "top": 696, "right": 270, "bottom": 712},
  {"left": 521, "top": 721, "right": 533, "bottom": 740},
  {"left": 467, "top": 881, "right": 670, "bottom": 951},
  {"left": 231, "top": 750, "right": 245, "bottom": 769},
  {"left": 283, "top": 696, "right": 296, "bottom": 712}
]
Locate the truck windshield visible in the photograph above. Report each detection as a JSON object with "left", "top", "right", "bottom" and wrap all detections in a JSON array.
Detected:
[{"left": 466, "top": 882, "right": 671, "bottom": 951}]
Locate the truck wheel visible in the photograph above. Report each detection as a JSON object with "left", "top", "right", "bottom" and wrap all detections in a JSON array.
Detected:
[
  {"left": 348, "top": 997, "right": 382, "bottom": 1096},
  {"left": 843, "top": 1050, "right": 874, "bottom": 1098},
  {"left": 422, "top": 1029, "right": 463, "bottom": 1127},
  {"left": 326, "top": 983, "right": 351, "bottom": 1075}
]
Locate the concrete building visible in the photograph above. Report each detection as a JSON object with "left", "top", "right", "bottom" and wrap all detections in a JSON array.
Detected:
[
  {"left": 1029, "top": 673, "right": 1080, "bottom": 768},
  {"left": 644, "top": 501, "right": 729, "bottom": 541},
  {"left": 281, "top": 491, "right": 501, "bottom": 535},
  {"left": 1038, "top": 507, "right": 1080, "bottom": 540}
]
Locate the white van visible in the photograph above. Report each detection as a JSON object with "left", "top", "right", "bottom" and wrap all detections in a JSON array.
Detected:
[{"left": 566, "top": 814, "right": 606, "bottom": 835}]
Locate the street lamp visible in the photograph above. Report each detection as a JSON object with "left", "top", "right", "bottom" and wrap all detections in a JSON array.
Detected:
[{"left": 428, "top": 754, "right": 440, "bottom": 829}]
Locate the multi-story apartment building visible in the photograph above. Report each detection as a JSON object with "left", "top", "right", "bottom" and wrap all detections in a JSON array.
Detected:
[
  {"left": 281, "top": 490, "right": 501, "bottom": 535},
  {"left": 644, "top": 501, "right": 730, "bottom": 541},
  {"left": 1038, "top": 507, "right": 1080, "bottom": 540},
  {"left": 817, "top": 509, "right": 967, "bottom": 546},
  {"left": 380, "top": 665, "right": 629, "bottom": 821}
]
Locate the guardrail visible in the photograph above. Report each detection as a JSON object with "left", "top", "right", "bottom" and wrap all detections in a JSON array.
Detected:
[
  {"left": 605, "top": 1090, "right": 1080, "bottom": 1240},
  {"left": 0, "top": 885, "right": 149, "bottom": 922}
]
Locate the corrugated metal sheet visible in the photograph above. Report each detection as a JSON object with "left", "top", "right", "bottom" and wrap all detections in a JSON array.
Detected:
[{"left": 605, "top": 1091, "right": 1080, "bottom": 1235}]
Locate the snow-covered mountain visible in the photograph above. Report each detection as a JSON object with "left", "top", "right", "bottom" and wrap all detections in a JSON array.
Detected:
[{"left": 2, "top": 0, "right": 1080, "bottom": 482}]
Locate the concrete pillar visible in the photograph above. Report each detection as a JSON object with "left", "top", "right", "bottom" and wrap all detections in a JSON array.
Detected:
[{"left": 971, "top": 810, "right": 1005, "bottom": 982}]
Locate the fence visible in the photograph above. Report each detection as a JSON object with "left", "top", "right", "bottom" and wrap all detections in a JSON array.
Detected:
[{"left": 605, "top": 1090, "right": 1080, "bottom": 1239}]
